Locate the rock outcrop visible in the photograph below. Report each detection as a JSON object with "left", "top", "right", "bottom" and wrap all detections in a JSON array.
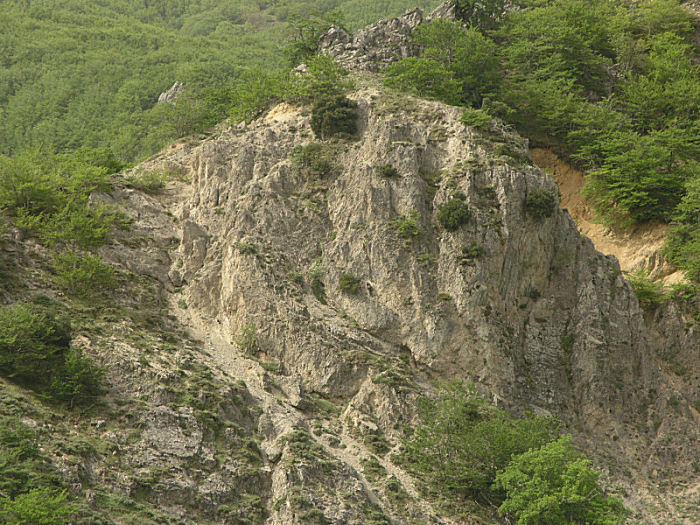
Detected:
[
  {"left": 317, "top": 1, "right": 460, "bottom": 71},
  {"left": 157, "top": 81, "right": 184, "bottom": 104},
  {"left": 119, "top": 85, "right": 699, "bottom": 523}
]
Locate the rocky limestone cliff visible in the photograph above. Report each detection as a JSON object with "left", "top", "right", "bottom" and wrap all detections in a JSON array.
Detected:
[{"left": 114, "top": 83, "right": 699, "bottom": 523}]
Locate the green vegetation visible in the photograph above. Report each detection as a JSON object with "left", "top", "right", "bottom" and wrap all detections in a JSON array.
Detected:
[
  {"left": 626, "top": 269, "right": 667, "bottom": 311},
  {"left": 338, "top": 273, "right": 361, "bottom": 295},
  {"left": 0, "top": 415, "right": 63, "bottom": 499},
  {"left": 384, "top": 18, "right": 499, "bottom": 106},
  {"left": 311, "top": 94, "right": 359, "bottom": 139},
  {"left": 664, "top": 177, "right": 700, "bottom": 282},
  {"left": 460, "top": 108, "right": 493, "bottom": 131},
  {"left": 437, "top": 194, "right": 471, "bottom": 231},
  {"left": 0, "top": 302, "right": 104, "bottom": 407},
  {"left": 399, "top": 382, "right": 625, "bottom": 522},
  {"left": 495, "top": 436, "right": 628, "bottom": 524},
  {"left": 236, "top": 321, "right": 259, "bottom": 354},
  {"left": 362, "top": 456, "right": 387, "bottom": 483},
  {"left": 524, "top": 189, "right": 556, "bottom": 220},
  {"left": 291, "top": 143, "right": 336, "bottom": 179},
  {"left": 398, "top": 382, "right": 559, "bottom": 505},
  {"left": 390, "top": 212, "right": 421, "bottom": 239},
  {"left": 0, "top": 0, "right": 441, "bottom": 162},
  {"left": 307, "top": 258, "right": 327, "bottom": 304},
  {"left": 459, "top": 242, "right": 486, "bottom": 265},
  {"left": 0, "top": 488, "right": 76, "bottom": 525},
  {"left": 0, "top": 149, "right": 125, "bottom": 299},
  {"left": 126, "top": 169, "right": 170, "bottom": 194},
  {"left": 378, "top": 164, "right": 399, "bottom": 178}
]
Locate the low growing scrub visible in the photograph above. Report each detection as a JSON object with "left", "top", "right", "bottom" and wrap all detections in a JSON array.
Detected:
[
  {"left": 459, "top": 242, "right": 486, "bottom": 265},
  {"left": 625, "top": 269, "right": 666, "bottom": 311},
  {"left": 291, "top": 143, "right": 336, "bottom": 179},
  {"left": 236, "top": 321, "right": 259, "bottom": 354},
  {"left": 390, "top": 212, "right": 421, "bottom": 239},
  {"left": 51, "top": 252, "right": 117, "bottom": 299},
  {"left": 307, "top": 259, "right": 326, "bottom": 304},
  {"left": 461, "top": 109, "right": 493, "bottom": 131},
  {"left": 0, "top": 302, "right": 104, "bottom": 407},
  {"left": 378, "top": 164, "right": 399, "bottom": 178},
  {"left": 437, "top": 194, "right": 471, "bottom": 231},
  {"left": 311, "top": 94, "right": 359, "bottom": 140},
  {"left": 524, "top": 189, "right": 556, "bottom": 219},
  {"left": 338, "top": 273, "right": 361, "bottom": 295},
  {"left": 127, "top": 169, "right": 170, "bottom": 194},
  {"left": 0, "top": 488, "right": 76, "bottom": 525}
]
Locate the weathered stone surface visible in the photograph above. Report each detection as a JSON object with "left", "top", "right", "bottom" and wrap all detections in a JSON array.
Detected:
[
  {"left": 125, "top": 84, "right": 699, "bottom": 523},
  {"left": 158, "top": 81, "right": 184, "bottom": 104},
  {"left": 317, "top": 2, "right": 464, "bottom": 72}
]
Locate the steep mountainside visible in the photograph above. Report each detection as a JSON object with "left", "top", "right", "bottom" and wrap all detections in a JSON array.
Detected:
[{"left": 1, "top": 3, "right": 699, "bottom": 525}]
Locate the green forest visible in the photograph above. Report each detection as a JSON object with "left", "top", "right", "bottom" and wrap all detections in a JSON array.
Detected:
[{"left": 0, "top": 0, "right": 442, "bottom": 160}]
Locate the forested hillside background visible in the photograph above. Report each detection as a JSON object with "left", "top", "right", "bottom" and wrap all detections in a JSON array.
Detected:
[{"left": 0, "top": 0, "right": 441, "bottom": 160}]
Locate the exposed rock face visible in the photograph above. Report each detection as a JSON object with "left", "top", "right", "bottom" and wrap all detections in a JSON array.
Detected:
[
  {"left": 157, "top": 81, "right": 184, "bottom": 104},
  {"left": 124, "top": 86, "right": 699, "bottom": 523},
  {"left": 318, "top": 2, "right": 459, "bottom": 71}
]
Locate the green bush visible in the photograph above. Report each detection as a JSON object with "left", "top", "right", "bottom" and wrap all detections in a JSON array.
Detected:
[
  {"left": 338, "top": 273, "right": 361, "bottom": 295},
  {"left": 453, "top": 0, "right": 505, "bottom": 31},
  {"left": 285, "top": 55, "right": 353, "bottom": 104},
  {"left": 229, "top": 68, "right": 292, "bottom": 124},
  {"left": 384, "top": 19, "right": 500, "bottom": 107},
  {"left": 459, "top": 242, "right": 486, "bottom": 265},
  {"left": 390, "top": 212, "right": 421, "bottom": 239},
  {"left": 0, "top": 417, "right": 62, "bottom": 498},
  {"left": 378, "top": 164, "right": 399, "bottom": 178},
  {"left": 664, "top": 176, "right": 700, "bottom": 282},
  {"left": 284, "top": 10, "right": 346, "bottom": 67},
  {"left": 0, "top": 488, "right": 76, "bottom": 525},
  {"left": 291, "top": 143, "right": 336, "bottom": 179},
  {"left": 461, "top": 109, "right": 493, "bottom": 131},
  {"left": 307, "top": 258, "right": 326, "bottom": 304},
  {"left": 495, "top": 436, "right": 628, "bottom": 525},
  {"left": 524, "top": 189, "right": 556, "bottom": 219},
  {"left": 127, "top": 169, "right": 170, "bottom": 194},
  {"left": 50, "top": 347, "right": 106, "bottom": 408},
  {"left": 310, "top": 94, "right": 359, "bottom": 139},
  {"left": 236, "top": 321, "right": 259, "bottom": 354},
  {"left": 51, "top": 252, "right": 117, "bottom": 299},
  {"left": 414, "top": 19, "right": 500, "bottom": 105},
  {"left": 625, "top": 269, "right": 666, "bottom": 311},
  {"left": 384, "top": 58, "right": 462, "bottom": 106},
  {"left": 437, "top": 196, "right": 471, "bottom": 231},
  {"left": 398, "top": 382, "right": 558, "bottom": 505},
  {"left": 0, "top": 303, "right": 70, "bottom": 388},
  {"left": 0, "top": 302, "right": 103, "bottom": 406}
]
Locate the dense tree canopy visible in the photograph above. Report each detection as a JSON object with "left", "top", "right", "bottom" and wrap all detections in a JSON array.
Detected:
[{"left": 0, "top": 0, "right": 442, "bottom": 162}]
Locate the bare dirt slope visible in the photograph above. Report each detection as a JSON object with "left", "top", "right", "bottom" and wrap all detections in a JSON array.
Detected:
[{"left": 530, "top": 148, "right": 684, "bottom": 283}]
